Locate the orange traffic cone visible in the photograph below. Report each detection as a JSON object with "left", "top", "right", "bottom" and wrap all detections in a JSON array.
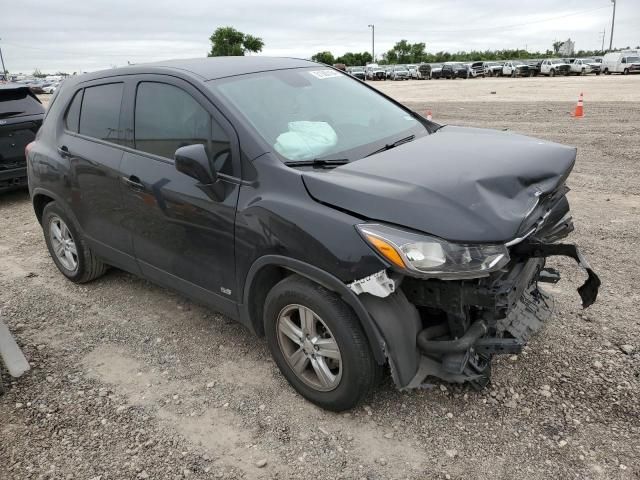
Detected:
[
  {"left": 426, "top": 110, "right": 433, "bottom": 121},
  {"left": 572, "top": 92, "right": 584, "bottom": 118}
]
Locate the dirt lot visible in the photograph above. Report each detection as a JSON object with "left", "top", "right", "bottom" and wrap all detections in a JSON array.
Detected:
[{"left": 1, "top": 76, "right": 639, "bottom": 480}]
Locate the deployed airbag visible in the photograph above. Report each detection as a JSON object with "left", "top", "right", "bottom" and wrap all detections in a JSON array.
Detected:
[{"left": 274, "top": 121, "right": 337, "bottom": 160}]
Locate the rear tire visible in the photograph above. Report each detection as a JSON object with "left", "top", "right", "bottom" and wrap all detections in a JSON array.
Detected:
[
  {"left": 42, "top": 202, "right": 108, "bottom": 283},
  {"left": 264, "top": 275, "right": 382, "bottom": 411}
]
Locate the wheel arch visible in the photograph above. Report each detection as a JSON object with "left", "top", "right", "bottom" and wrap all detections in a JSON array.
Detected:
[
  {"left": 240, "top": 255, "right": 387, "bottom": 365},
  {"left": 31, "top": 188, "right": 69, "bottom": 225}
]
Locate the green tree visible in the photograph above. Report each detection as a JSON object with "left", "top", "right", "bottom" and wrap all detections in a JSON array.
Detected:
[
  {"left": 383, "top": 40, "right": 427, "bottom": 64},
  {"left": 552, "top": 41, "right": 564, "bottom": 55},
  {"left": 334, "top": 51, "right": 372, "bottom": 66},
  {"left": 311, "top": 51, "right": 335, "bottom": 65},
  {"left": 208, "top": 27, "right": 264, "bottom": 57}
]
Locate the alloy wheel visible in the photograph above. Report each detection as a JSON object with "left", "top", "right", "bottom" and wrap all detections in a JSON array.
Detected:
[
  {"left": 49, "top": 216, "right": 78, "bottom": 272},
  {"left": 276, "top": 304, "right": 342, "bottom": 392}
]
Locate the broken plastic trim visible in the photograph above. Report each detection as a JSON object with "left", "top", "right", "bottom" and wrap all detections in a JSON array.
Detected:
[
  {"left": 348, "top": 270, "right": 396, "bottom": 298},
  {"left": 512, "top": 241, "right": 600, "bottom": 308}
]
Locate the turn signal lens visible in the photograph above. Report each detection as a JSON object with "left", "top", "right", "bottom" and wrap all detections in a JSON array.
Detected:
[{"left": 365, "top": 234, "right": 406, "bottom": 268}]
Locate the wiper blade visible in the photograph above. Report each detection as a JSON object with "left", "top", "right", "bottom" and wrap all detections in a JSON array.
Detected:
[
  {"left": 365, "top": 135, "right": 415, "bottom": 158},
  {"left": 284, "top": 158, "right": 349, "bottom": 168}
]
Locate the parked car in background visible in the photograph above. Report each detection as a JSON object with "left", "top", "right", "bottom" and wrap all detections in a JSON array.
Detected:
[
  {"left": 365, "top": 64, "right": 386, "bottom": 81},
  {"left": 43, "top": 83, "right": 59, "bottom": 94},
  {"left": 525, "top": 60, "right": 542, "bottom": 76},
  {"left": 429, "top": 63, "right": 444, "bottom": 79},
  {"left": 602, "top": 52, "right": 640, "bottom": 75},
  {"left": 483, "top": 61, "right": 503, "bottom": 76},
  {"left": 502, "top": 60, "right": 530, "bottom": 77},
  {"left": 390, "top": 66, "right": 410, "bottom": 81},
  {"left": 27, "top": 57, "right": 600, "bottom": 411},
  {"left": 442, "top": 62, "right": 468, "bottom": 79},
  {"left": 467, "top": 62, "right": 485, "bottom": 78},
  {"left": 569, "top": 58, "right": 599, "bottom": 75},
  {"left": 27, "top": 83, "right": 46, "bottom": 94},
  {"left": 406, "top": 64, "right": 418, "bottom": 79},
  {"left": 540, "top": 59, "right": 571, "bottom": 76},
  {"left": 417, "top": 63, "right": 432, "bottom": 79},
  {"left": 0, "top": 84, "right": 45, "bottom": 192},
  {"left": 347, "top": 67, "right": 366, "bottom": 80}
]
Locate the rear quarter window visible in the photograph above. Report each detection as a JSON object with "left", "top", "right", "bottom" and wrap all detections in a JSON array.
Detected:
[{"left": 64, "top": 90, "right": 83, "bottom": 133}]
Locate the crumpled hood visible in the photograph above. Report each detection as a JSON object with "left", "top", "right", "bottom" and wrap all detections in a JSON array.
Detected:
[{"left": 302, "top": 126, "right": 576, "bottom": 243}]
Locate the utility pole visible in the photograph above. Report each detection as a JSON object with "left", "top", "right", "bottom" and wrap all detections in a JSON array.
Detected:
[
  {"left": 608, "top": 0, "right": 616, "bottom": 51},
  {"left": 0, "top": 38, "right": 7, "bottom": 80},
  {"left": 368, "top": 24, "right": 375, "bottom": 62},
  {"left": 600, "top": 29, "right": 606, "bottom": 53}
]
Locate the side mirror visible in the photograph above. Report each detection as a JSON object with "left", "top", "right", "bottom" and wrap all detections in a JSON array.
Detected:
[{"left": 174, "top": 144, "right": 216, "bottom": 184}]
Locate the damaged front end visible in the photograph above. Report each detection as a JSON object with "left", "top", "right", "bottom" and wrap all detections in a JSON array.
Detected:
[{"left": 350, "top": 188, "right": 600, "bottom": 390}]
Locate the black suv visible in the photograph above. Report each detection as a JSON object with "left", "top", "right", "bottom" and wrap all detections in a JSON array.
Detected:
[
  {"left": 441, "top": 62, "right": 469, "bottom": 79},
  {"left": 1, "top": 85, "right": 45, "bottom": 192},
  {"left": 27, "top": 57, "right": 599, "bottom": 411}
]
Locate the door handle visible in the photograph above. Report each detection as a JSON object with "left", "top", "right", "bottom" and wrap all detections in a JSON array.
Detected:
[
  {"left": 57, "top": 145, "right": 71, "bottom": 157},
  {"left": 121, "top": 175, "right": 145, "bottom": 190}
]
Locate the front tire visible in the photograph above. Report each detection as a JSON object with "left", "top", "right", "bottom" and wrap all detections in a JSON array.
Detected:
[
  {"left": 550, "top": 69, "right": 555, "bottom": 77},
  {"left": 42, "top": 202, "right": 108, "bottom": 283},
  {"left": 264, "top": 275, "right": 381, "bottom": 411}
]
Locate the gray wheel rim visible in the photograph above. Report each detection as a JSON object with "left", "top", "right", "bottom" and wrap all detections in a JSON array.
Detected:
[
  {"left": 49, "top": 216, "right": 78, "bottom": 273},
  {"left": 276, "top": 304, "right": 342, "bottom": 392}
]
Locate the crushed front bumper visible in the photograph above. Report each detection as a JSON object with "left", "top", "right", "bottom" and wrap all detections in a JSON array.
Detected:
[
  {"left": 403, "top": 241, "right": 599, "bottom": 389},
  {"left": 359, "top": 240, "right": 600, "bottom": 390}
]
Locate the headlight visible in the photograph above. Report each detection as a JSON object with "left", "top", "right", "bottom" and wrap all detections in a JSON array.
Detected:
[{"left": 356, "top": 224, "right": 510, "bottom": 280}]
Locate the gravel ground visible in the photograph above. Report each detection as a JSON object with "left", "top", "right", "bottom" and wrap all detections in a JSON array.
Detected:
[{"left": 1, "top": 77, "right": 639, "bottom": 480}]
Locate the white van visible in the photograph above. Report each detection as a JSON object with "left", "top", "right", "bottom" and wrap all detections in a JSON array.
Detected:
[{"left": 602, "top": 52, "right": 640, "bottom": 74}]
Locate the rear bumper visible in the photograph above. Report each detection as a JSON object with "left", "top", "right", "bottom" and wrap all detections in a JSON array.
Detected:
[{"left": 0, "top": 166, "right": 28, "bottom": 192}]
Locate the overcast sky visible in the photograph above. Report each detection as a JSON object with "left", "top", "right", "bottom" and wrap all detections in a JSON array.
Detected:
[{"left": 2, "top": 0, "right": 639, "bottom": 73}]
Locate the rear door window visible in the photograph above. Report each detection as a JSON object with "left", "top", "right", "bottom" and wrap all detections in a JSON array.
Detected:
[
  {"left": 79, "top": 83, "right": 123, "bottom": 143},
  {"left": 0, "top": 88, "right": 44, "bottom": 119},
  {"left": 64, "top": 90, "right": 83, "bottom": 133}
]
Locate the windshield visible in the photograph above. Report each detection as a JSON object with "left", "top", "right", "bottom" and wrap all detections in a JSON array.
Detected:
[
  {"left": 209, "top": 68, "right": 427, "bottom": 162},
  {"left": 551, "top": 60, "right": 565, "bottom": 64}
]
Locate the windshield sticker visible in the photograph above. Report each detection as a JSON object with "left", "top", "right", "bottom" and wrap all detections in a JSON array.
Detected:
[{"left": 309, "top": 70, "right": 343, "bottom": 79}]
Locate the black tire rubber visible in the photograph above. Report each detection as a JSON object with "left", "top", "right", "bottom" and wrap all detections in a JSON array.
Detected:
[
  {"left": 623, "top": 69, "right": 629, "bottom": 75},
  {"left": 42, "top": 202, "right": 108, "bottom": 283},
  {"left": 264, "top": 274, "right": 382, "bottom": 411}
]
